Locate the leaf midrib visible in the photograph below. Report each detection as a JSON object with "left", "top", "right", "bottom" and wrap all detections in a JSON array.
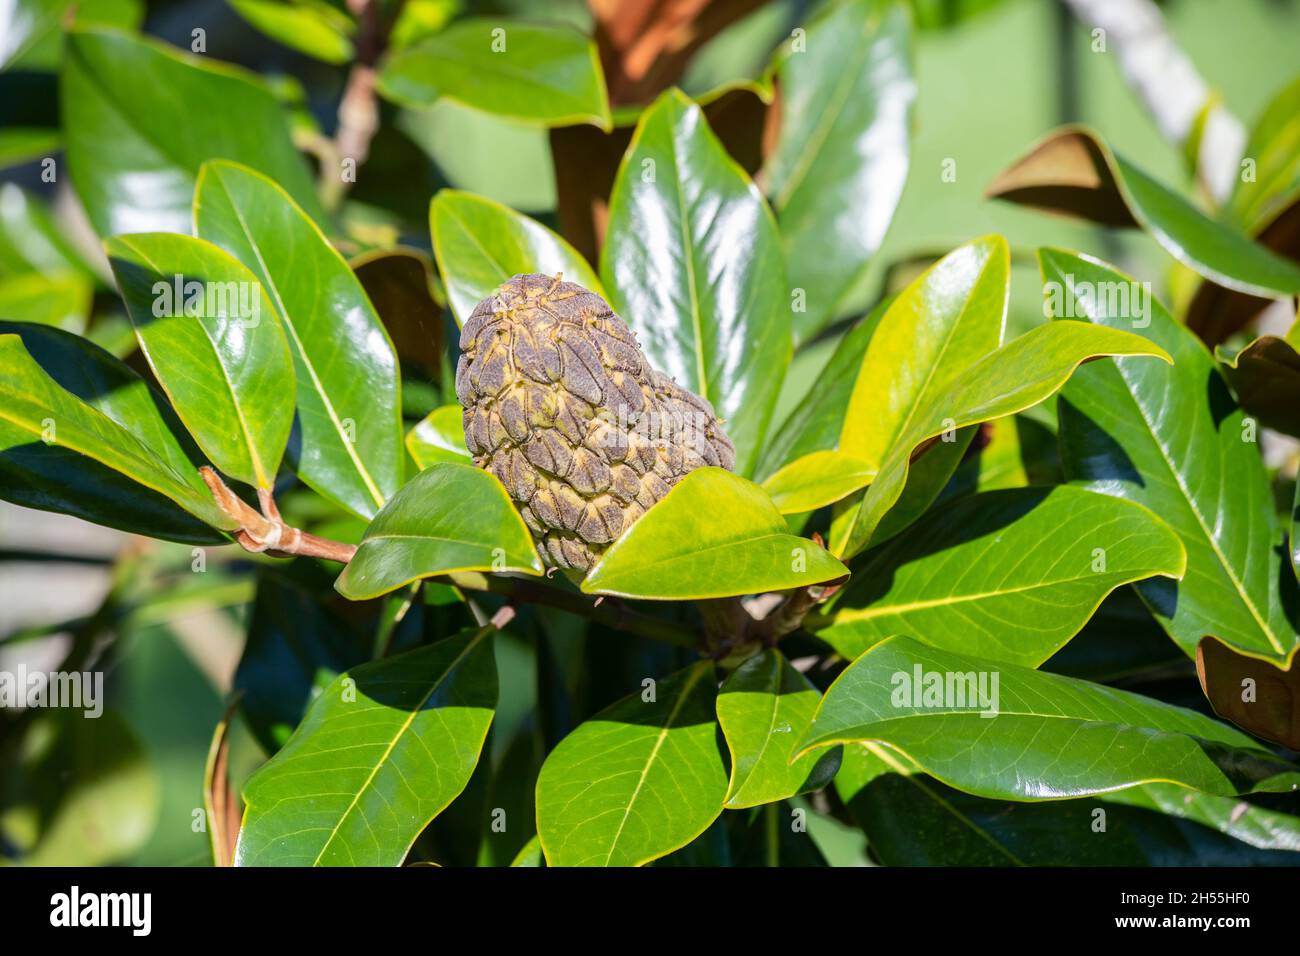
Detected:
[
  {"left": 123, "top": 238, "right": 270, "bottom": 487},
  {"left": 312, "top": 629, "right": 489, "bottom": 865},
  {"left": 203, "top": 171, "right": 385, "bottom": 509},
  {"left": 604, "top": 663, "right": 706, "bottom": 865}
]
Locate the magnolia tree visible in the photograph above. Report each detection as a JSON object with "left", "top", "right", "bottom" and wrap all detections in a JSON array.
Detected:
[{"left": 1, "top": 0, "right": 1299, "bottom": 868}]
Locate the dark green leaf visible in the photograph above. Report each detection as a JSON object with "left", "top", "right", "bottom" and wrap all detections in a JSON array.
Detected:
[
  {"left": 535, "top": 661, "right": 728, "bottom": 866},
  {"left": 600, "top": 89, "right": 790, "bottom": 477},
  {"left": 799, "top": 636, "right": 1300, "bottom": 800},
  {"left": 237, "top": 626, "right": 498, "bottom": 866},
  {"left": 1044, "top": 248, "right": 1300, "bottom": 663},
  {"left": 817, "top": 486, "right": 1185, "bottom": 667},
  {"left": 763, "top": 0, "right": 914, "bottom": 345},
  {"left": 106, "top": 232, "right": 296, "bottom": 489},
  {"left": 195, "top": 160, "right": 404, "bottom": 518},
  {"left": 62, "top": 28, "right": 324, "bottom": 236},
  {"left": 0, "top": 326, "right": 228, "bottom": 540}
]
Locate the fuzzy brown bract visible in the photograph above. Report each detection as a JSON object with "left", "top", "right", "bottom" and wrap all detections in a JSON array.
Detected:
[{"left": 455, "top": 273, "right": 735, "bottom": 570}]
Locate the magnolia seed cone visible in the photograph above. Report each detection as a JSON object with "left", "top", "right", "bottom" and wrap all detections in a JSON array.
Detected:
[{"left": 456, "top": 273, "right": 736, "bottom": 570}]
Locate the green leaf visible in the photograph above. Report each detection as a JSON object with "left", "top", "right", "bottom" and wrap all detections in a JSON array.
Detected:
[
  {"left": 234, "top": 567, "right": 371, "bottom": 753},
  {"left": 837, "top": 742, "right": 1300, "bottom": 865},
  {"left": 228, "top": 0, "right": 355, "bottom": 65},
  {"left": 833, "top": 319, "right": 1171, "bottom": 559},
  {"left": 194, "top": 160, "right": 403, "bottom": 519},
  {"left": 0, "top": 184, "right": 97, "bottom": 280},
  {"left": 763, "top": 0, "right": 914, "bottom": 345},
  {"left": 799, "top": 636, "right": 1300, "bottom": 800},
  {"left": 0, "top": 272, "right": 91, "bottom": 332},
  {"left": 755, "top": 298, "right": 888, "bottom": 480},
  {"left": 601, "top": 89, "right": 790, "bottom": 476},
  {"left": 1, "top": 0, "right": 141, "bottom": 71},
  {"left": 816, "top": 486, "right": 1186, "bottom": 668},
  {"left": 939, "top": 414, "right": 1062, "bottom": 501},
  {"left": 760, "top": 450, "right": 876, "bottom": 514},
  {"left": 717, "top": 648, "right": 841, "bottom": 808},
  {"left": 841, "top": 236, "right": 1009, "bottom": 470},
  {"left": 62, "top": 28, "right": 324, "bottom": 237},
  {"left": 0, "top": 326, "right": 228, "bottom": 541},
  {"left": 106, "top": 232, "right": 296, "bottom": 490},
  {"left": 1224, "top": 75, "right": 1300, "bottom": 233},
  {"left": 1043, "top": 248, "right": 1300, "bottom": 663},
  {"left": 335, "top": 462, "right": 543, "bottom": 601},
  {"left": 237, "top": 626, "right": 498, "bottom": 866},
  {"left": 406, "top": 405, "right": 471, "bottom": 470},
  {"left": 535, "top": 661, "right": 728, "bottom": 866},
  {"left": 1217, "top": 331, "right": 1300, "bottom": 438},
  {"left": 581, "top": 468, "right": 848, "bottom": 600},
  {"left": 510, "top": 834, "right": 545, "bottom": 867},
  {"left": 988, "top": 126, "right": 1300, "bottom": 299},
  {"left": 0, "top": 127, "right": 61, "bottom": 169},
  {"left": 431, "top": 189, "right": 602, "bottom": 327},
  {"left": 377, "top": 19, "right": 611, "bottom": 129}
]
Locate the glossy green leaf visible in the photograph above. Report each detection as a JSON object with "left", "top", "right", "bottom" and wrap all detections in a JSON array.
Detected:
[
  {"left": 0, "top": 326, "right": 228, "bottom": 541},
  {"left": 535, "top": 661, "right": 728, "bottom": 866},
  {"left": 988, "top": 126, "right": 1300, "bottom": 299},
  {"left": 799, "top": 636, "right": 1300, "bottom": 800},
  {"left": 833, "top": 319, "right": 1171, "bottom": 559},
  {"left": 1, "top": 0, "right": 141, "bottom": 71},
  {"left": 717, "top": 648, "right": 841, "bottom": 808},
  {"left": 377, "top": 19, "right": 611, "bottom": 129},
  {"left": 817, "top": 486, "right": 1186, "bottom": 668},
  {"left": 1044, "top": 248, "right": 1300, "bottom": 663},
  {"left": 0, "top": 272, "right": 91, "bottom": 332},
  {"left": 581, "top": 468, "right": 848, "bottom": 600},
  {"left": 431, "top": 189, "right": 602, "bottom": 326},
  {"left": 106, "top": 232, "right": 296, "bottom": 490},
  {"left": 335, "top": 462, "right": 543, "bottom": 601},
  {"left": 228, "top": 0, "right": 354, "bottom": 64},
  {"left": 237, "top": 626, "right": 498, "bottom": 866},
  {"left": 194, "top": 160, "right": 403, "bottom": 518},
  {"left": 840, "top": 236, "right": 1009, "bottom": 469},
  {"left": 406, "top": 405, "right": 470, "bottom": 470},
  {"left": 755, "top": 298, "right": 888, "bottom": 481},
  {"left": 62, "top": 28, "right": 324, "bottom": 236},
  {"left": 601, "top": 89, "right": 789, "bottom": 476},
  {"left": 837, "top": 742, "right": 1300, "bottom": 865},
  {"left": 1217, "top": 330, "right": 1300, "bottom": 438},
  {"left": 763, "top": 0, "right": 914, "bottom": 345},
  {"left": 760, "top": 450, "right": 876, "bottom": 514}
]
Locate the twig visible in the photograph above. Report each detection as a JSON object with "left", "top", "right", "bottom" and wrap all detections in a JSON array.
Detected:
[{"left": 200, "top": 467, "right": 357, "bottom": 564}]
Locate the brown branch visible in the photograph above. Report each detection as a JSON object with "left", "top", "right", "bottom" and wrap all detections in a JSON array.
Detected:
[{"left": 200, "top": 467, "right": 358, "bottom": 564}]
